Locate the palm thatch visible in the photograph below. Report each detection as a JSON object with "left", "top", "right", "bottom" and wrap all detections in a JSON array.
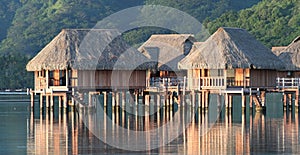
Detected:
[
  {"left": 272, "top": 46, "right": 286, "bottom": 56},
  {"left": 189, "top": 42, "right": 203, "bottom": 54},
  {"left": 26, "top": 29, "right": 155, "bottom": 71},
  {"left": 277, "top": 36, "right": 300, "bottom": 70},
  {"left": 179, "top": 27, "right": 284, "bottom": 70},
  {"left": 138, "top": 34, "right": 196, "bottom": 71}
]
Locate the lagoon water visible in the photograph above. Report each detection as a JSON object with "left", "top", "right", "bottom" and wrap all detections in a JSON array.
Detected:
[{"left": 0, "top": 94, "right": 300, "bottom": 154}]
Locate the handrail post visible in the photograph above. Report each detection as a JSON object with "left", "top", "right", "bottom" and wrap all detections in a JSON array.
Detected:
[
  {"left": 183, "top": 76, "right": 186, "bottom": 95},
  {"left": 198, "top": 77, "right": 201, "bottom": 90}
]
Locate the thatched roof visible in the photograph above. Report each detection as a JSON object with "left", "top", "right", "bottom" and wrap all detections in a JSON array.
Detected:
[
  {"left": 27, "top": 29, "right": 155, "bottom": 71},
  {"left": 138, "top": 34, "right": 196, "bottom": 71},
  {"left": 277, "top": 36, "right": 300, "bottom": 70},
  {"left": 189, "top": 42, "right": 203, "bottom": 54},
  {"left": 179, "top": 27, "right": 285, "bottom": 70},
  {"left": 272, "top": 46, "right": 286, "bottom": 56}
]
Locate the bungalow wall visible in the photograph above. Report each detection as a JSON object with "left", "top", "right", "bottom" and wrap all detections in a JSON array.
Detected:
[
  {"left": 77, "top": 70, "right": 147, "bottom": 89},
  {"left": 159, "top": 71, "right": 187, "bottom": 78},
  {"left": 250, "top": 69, "right": 278, "bottom": 87},
  {"left": 277, "top": 71, "right": 300, "bottom": 78},
  {"left": 186, "top": 68, "right": 278, "bottom": 89}
]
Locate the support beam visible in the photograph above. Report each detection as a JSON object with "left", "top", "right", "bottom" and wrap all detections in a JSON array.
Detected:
[
  {"left": 40, "top": 94, "right": 43, "bottom": 109},
  {"left": 283, "top": 93, "right": 287, "bottom": 110},
  {"left": 295, "top": 90, "right": 299, "bottom": 109},
  {"left": 46, "top": 70, "right": 49, "bottom": 88},
  {"left": 288, "top": 93, "right": 292, "bottom": 111},
  {"left": 30, "top": 92, "right": 34, "bottom": 108},
  {"left": 46, "top": 95, "right": 49, "bottom": 108},
  {"left": 59, "top": 96, "right": 62, "bottom": 108},
  {"left": 201, "top": 91, "right": 205, "bottom": 109},
  {"left": 205, "top": 91, "right": 209, "bottom": 108},
  {"left": 225, "top": 93, "right": 229, "bottom": 108},
  {"left": 65, "top": 69, "right": 69, "bottom": 87},
  {"left": 63, "top": 94, "right": 67, "bottom": 108},
  {"left": 50, "top": 94, "right": 54, "bottom": 108},
  {"left": 229, "top": 95, "right": 232, "bottom": 109},
  {"left": 249, "top": 95, "right": 253, "bottom": 109},
  {"left": 145, "top": 95, "right": 149, "bottom": 106},
  {"left": 242, "top": 95, "right": 246, "bottom": 109}
]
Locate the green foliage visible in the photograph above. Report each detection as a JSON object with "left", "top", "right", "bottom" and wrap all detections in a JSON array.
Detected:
[
  {"left": 0, "top": 0, "right": 21, "bottom": 42},
  {"left": 0, "top": 53, "right": 33, "bottom": 89},
  {"left": 206, "top": 0, "right": 300, "bottom": 47}
]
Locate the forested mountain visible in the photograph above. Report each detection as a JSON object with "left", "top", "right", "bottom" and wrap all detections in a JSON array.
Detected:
[
  {"left": 0, "top": 1, "right": 21, "bottom": 42},
  {"left": 0, "top": 0, "right": 281, "bottom": 89},
  {"left": 206, "top": 0, "right": 300, "bottom": 47}
]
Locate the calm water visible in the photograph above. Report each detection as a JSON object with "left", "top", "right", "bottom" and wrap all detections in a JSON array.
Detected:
[{"left": 0, "top": 94, "right": 300, "bottom": 154}]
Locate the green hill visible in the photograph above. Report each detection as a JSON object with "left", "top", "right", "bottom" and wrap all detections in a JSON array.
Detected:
[{"left": 206, "top": 0, "right": 300, "bottom": 47}]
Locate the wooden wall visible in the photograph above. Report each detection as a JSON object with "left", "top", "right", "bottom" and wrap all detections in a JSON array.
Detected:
[
  {"left": 77, "top": 70, "right": 146, "bottom": 89},
  {"left": 250, "top": 69, "right": 278, "bottom": 87},
  {"left": 277, "top": 71, "right": 300, "bottom": 78}
]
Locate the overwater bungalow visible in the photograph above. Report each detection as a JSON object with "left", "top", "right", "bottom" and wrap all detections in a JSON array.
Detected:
[
  {"left": 178, "top": 27, "right": 285, "bottom": 108},
  {"left": 179, "top": 27, "right": 284, "bottom": 91},
  {"left": 26, "top": 29, "right": 154, "bottom": 108},
  {"left": 276, "top": 36, "right": 300, "bottom": 81},
  {"left": 138, "top": 34, "right": 196, "bottom": 87}
]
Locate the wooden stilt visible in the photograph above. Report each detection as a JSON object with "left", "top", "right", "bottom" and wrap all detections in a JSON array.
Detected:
[
  {"left": 160, "top": 94, "right": 165, "bottom": 107},
  {"left": 30, "top": 92, "right": 34, "bottom": 108},
  {"left": 283, "top": 93, "right": 287, "bottom": 109},
  {"left": 242, "top": 95, "right": 246, "bottom": 109},
  {"left": 229, "top": 95, "right": 232, "bottom": 109},
  {"left": 170, "top": 93, "right": 173, "bottom": 107},
  {"left": 50, "top": 94, "right": 54, "bottom": 108},
  {"left": 103, "top": 91, "right": 107, "bottom": 107},
  {"left": 249, "top": 95, "right": 253, "bottom": 109},
  {"left": 122, "top": 91, "right": 125, "bottom": 108},
  {"left": 40, "top": 94, "right": 43, "bottom": 109},
  {"left": 63, "top": 94, "right": 67, "bottom": 108},
  {"left": 261, "top": 91, "right": 266, "bottom": 107},
  {"left": 225, "top": 93, "right": 229, "bottom": 108},
  {"left": 145, "top": 95, "right": 149, "bottom": 106},
  {"left": 201, "top": 91, "right": 205, "bottom": 109},
  {"left": 166, "top": 92, "right": 170, "bottom": 107},
  {"left": 288, "top": 93, "right": 292, "bottom": 110},
  {"left": 157, "top": 94, "right": 160, "bottom": 108},
  {"left": 295, "top": 90, "right": 299, "bottom": 109},
  {"left": 46, "top": 95, "right": 49, "bottom": 108},
  {"left": 135, "top": 92, "right": 138, "bottom": 106},
  {"left": 116, "top": 92, "right": 119, "bottom": 107},
  {"left": 205, "top": 91, "right": 209, "bottom": 108},
  {"left": 112, "top": 92, "right": 115, "bottom": 107},
  {"left": 59, "top": 96, "right": 62, "bottom": 108},
  {"left": 197, "top": 92, "right": 201, "bottom": 109}
]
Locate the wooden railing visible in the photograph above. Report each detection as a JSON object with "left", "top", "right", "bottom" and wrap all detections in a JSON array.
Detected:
[
  {"left": 35, "top": 77, "right": 69, "bottom": 93},
  {"left": 35, "top": 77, "right": 46, "bottom": 91},
  {"left": 148, "top": 76, "right": 226, "bottom": 90},
  {"left": 148, "top": 77, "right": 185, "bottom": 87},
  {"left": 188, "top": 77, "right": 226, "bottom": 90},
  {"left": 199, "top": 77, "right": 226, "bottom": 89},
  {"left": 276, "top": 78, "right": 300, "bottom": 89}
]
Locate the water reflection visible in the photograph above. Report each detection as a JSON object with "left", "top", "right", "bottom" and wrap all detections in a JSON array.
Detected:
[{"left": 23, "top": 104, "right": 300, "bottom": 154}]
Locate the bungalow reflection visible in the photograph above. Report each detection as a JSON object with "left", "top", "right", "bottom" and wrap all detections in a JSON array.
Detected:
[{"left": 26, "top": 107, "right": 300, "bottom": 154}]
